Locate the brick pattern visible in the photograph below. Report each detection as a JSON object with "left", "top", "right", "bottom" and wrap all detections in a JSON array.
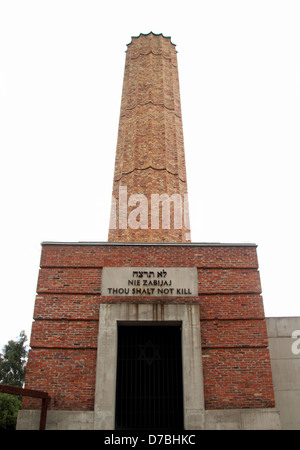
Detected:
[
  {"left": 33, "top": 294, "right": 100, "bottom": 320},
  {"left": 201, "top": 319, "right": 269, "bottom": 348},
  {"left": 23, "top": 243, "right": 275, "bottom": 412},
  {"left": 199, "top": 294, "right": 265, "bottom": 320},
  {"left": 37, "top": 268, "right": 102, "bottom": 294},
  {"left": 202, "top": 348, "right": 275, "bottom": 409},
  {"left": 30, "top": 321, "right": 98, "bottom": 349},
  {"left": 23, "top": 348, "right": 96, "bottom": 411},
  {"left": 198, "top": 268, "right": 261, "bottom": 294},
  {"left": 40, "top": 244, "right": 259, "bottom": 268}
]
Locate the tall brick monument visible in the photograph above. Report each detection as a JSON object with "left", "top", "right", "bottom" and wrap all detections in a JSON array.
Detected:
[
  {"left": 18, "top": 33, "right": 281, "bottom": 430},
  {"left": 109, "top": 32, "right": 190, "bottom": 243}
]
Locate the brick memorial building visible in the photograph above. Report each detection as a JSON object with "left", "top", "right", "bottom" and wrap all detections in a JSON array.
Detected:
[{"left": 17, "top": 33, "right": 289, "bottom": 430}]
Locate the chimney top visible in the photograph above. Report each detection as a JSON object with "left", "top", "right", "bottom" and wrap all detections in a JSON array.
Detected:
[{"left": 126, "top": 31, "right": 176, "bottom": 48}]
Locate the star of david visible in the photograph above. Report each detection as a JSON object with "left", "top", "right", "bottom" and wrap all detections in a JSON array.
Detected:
[{"left": 138, "top": 340, "right": 161, "bottom": 366}]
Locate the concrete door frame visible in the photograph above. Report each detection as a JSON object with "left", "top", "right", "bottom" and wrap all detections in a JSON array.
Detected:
[{"left": 93, "top": 303, "right": 205, "bottom": 430}]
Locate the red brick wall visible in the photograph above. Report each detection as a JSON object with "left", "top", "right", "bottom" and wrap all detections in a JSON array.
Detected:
[
  {"left": 202, "top": 348, "right": 275, "bottom": 409},
  {"left": 23, "top": 243, "right": 275, "bottom": 411},
  {"left": 23, "top": 349, "right": 96, "bottom": 410},
  {"left": 40, "top": 243, "right": 258, "bottom": 268}
]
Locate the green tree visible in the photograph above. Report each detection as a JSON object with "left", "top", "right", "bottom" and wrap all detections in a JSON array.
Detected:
[
  {"left": 0, "top": 331, "right": 28, "bottom": 430},
  {"left": 0, "top": 394, "right": 22, "bottom": 430}
]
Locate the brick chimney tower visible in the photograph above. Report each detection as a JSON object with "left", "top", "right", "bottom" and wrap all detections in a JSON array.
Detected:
[{"left": 108, "top": 32, "right": 190, "bottom": 243}]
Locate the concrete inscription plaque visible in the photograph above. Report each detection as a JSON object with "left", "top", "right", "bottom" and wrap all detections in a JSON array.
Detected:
[{"left": 102, "top": 267, "right": 198, "bottom": 297}]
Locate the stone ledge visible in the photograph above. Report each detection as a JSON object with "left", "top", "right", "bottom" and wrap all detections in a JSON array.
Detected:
[
  {"left": 17, "top": 408, "right": 281, "bottom": 430},
  {"left": 204, "top": 408, "right": 281, "bottom": 430}
]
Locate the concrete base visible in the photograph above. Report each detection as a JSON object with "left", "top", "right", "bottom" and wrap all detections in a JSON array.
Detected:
[
  {"left": 204, "top": 408, "right": 281, "bottom": 430},
  {"left": 16, "top": 410, "right": 94, "bottom": 430},
  {"left": 17, "top": 408, "right": 281, "bottom": 430}
]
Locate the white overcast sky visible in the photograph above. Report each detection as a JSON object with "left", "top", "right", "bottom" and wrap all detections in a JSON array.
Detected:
[{"left": 0, "top": 1, "right": 299, "bottom": 349}]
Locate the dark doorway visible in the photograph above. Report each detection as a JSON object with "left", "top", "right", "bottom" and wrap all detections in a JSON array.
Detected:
[{"left": 115, "top": 325, "right": 184, "bottom": 430}]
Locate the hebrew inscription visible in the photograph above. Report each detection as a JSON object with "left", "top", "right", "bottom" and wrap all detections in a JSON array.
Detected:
[{"left": 101, "top": 267, "right": 198, "bottom": 297}]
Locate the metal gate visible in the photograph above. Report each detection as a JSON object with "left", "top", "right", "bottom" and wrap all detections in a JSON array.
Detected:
[{"left": 115, "top": 325, "right": 184, "bottom": 430}]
